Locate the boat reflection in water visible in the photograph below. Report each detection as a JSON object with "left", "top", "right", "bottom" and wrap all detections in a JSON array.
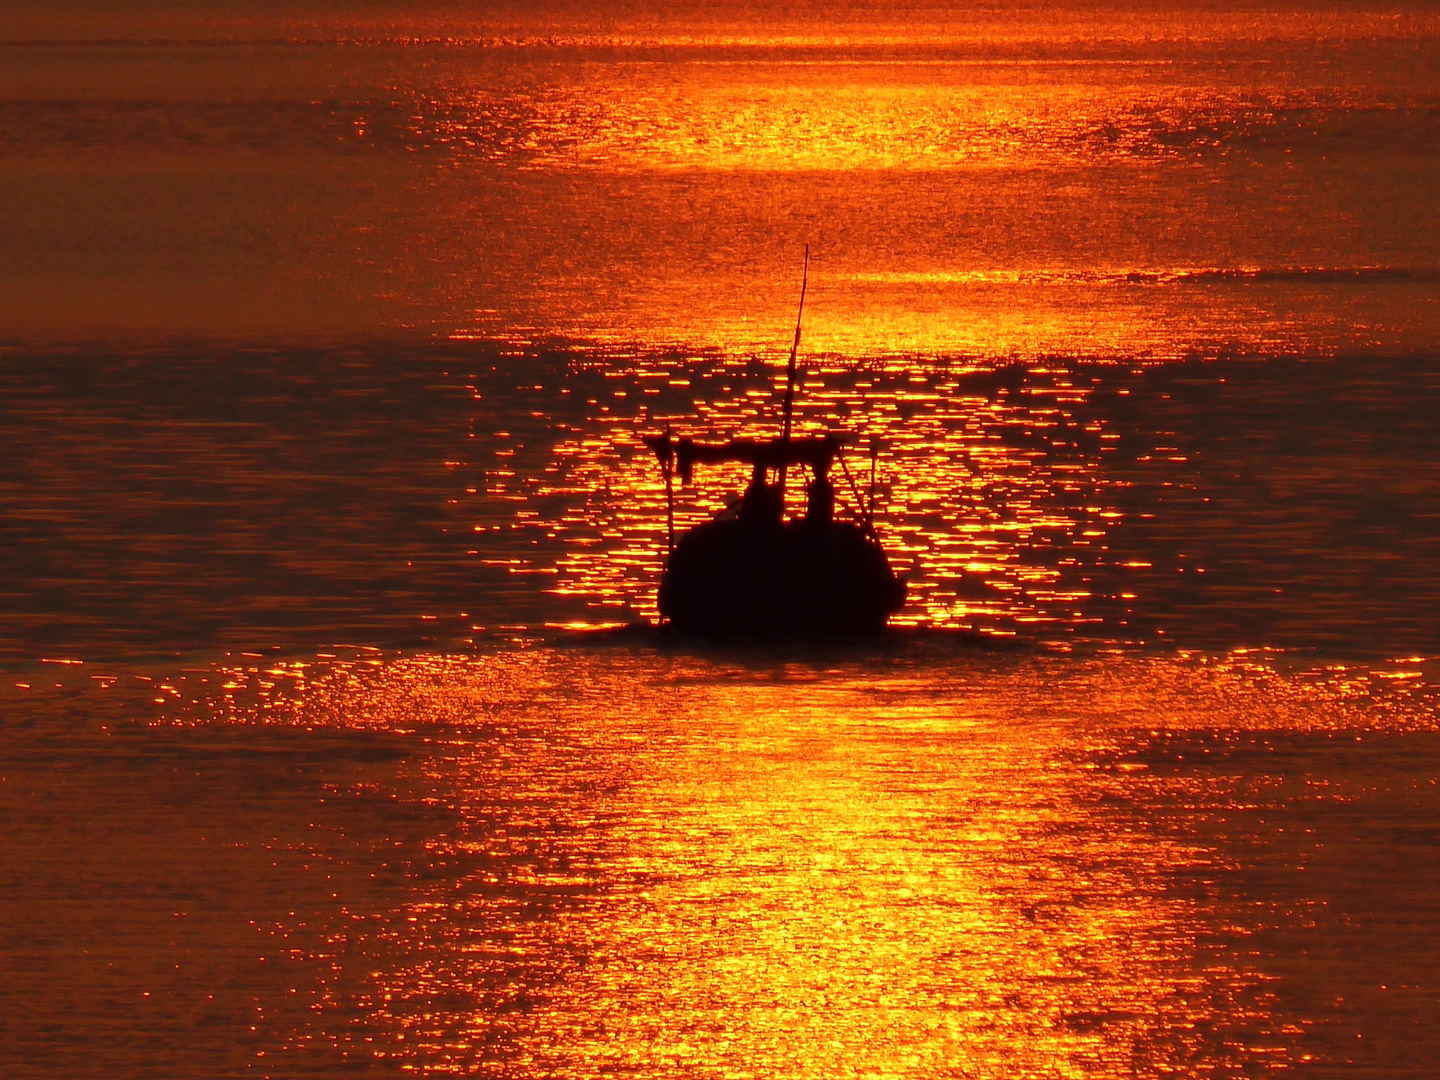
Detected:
[{"left": 643, "top": 249, "right": 907, "bottom": 640}]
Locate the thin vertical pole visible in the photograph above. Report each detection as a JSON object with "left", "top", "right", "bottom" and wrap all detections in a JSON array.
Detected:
[
  {"left": 778, "top": 245, "right": 809, "bottom": 501},
  {"left": 663, "top": 428, "right": 675, "bottom": 557},
  {"left": 665, "top": 464, "right": 675, "bottom": 557},
  {"left": 866, "top": 441, "right": 878, "bottom": 531}
]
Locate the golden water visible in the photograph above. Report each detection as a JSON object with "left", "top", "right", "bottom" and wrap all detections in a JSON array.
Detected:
[
  {"left": 3, "top": 3, "right": 1440, "bottom": 1077},
  {"left": 5, "top": 647, "right": 1438, "bottom": 1077}
]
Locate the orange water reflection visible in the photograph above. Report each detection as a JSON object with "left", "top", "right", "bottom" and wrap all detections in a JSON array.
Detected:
[
  {"left": 58, "top": 646, "right": 1414, "bottom": 1076},
  {"left": 8, "top": 645, "right": 1437, "bottom": 1075},
  {"left": 6, "top": 20, "right": 1438, "bottom": 353}
]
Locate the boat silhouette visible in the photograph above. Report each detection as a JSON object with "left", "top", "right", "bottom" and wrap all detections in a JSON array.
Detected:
[{"left": 643, "top": 249, "right": 907, "bottom": 639}]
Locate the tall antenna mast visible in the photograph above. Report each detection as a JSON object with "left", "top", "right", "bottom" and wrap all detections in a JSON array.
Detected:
[
  {"left": 777, "top": 245, "right": 809, "bottom": 503},
  {"left": 781, "top": 245, "right": 809, "bottom": 446}
]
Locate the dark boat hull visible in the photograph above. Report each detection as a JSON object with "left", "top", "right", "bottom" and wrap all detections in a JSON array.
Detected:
[{"left": 658, "top": 518, "right": 906, "bottom": 639}]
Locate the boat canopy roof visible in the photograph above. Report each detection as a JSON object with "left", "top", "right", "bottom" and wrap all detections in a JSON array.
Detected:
[{"left": 644, "top": 432, "right": 846, "bottom": 483}]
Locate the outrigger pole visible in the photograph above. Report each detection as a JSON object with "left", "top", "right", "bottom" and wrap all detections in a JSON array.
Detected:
[
  {"left": 777, "top": 245, "right": 809, "bottom": 499},
  {"left": 867, "top": 441, "right": 878, "bottom": 531},
  {"left": 662, "top": 424, "right": 676, "bottom": 558}
]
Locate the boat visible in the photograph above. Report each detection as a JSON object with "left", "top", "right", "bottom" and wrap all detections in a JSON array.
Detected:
[{"left": 642, "top": 250, "right": 907, "bottom": 639}]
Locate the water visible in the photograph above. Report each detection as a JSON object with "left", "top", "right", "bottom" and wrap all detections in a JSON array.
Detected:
[
  {"left": 6, "top": 347, "right": 1439, "bottom": 657},
  {"left": 6, "top": 649, "right": 1439, "bottom": 1077},
  {"left": 2, "top": 4, "right": 1439, "bottom": 1077}
]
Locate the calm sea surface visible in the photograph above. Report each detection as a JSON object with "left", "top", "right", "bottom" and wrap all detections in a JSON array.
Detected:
[{"left": 2, "top": 4, "right": 1439, "bottom": 1076}]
